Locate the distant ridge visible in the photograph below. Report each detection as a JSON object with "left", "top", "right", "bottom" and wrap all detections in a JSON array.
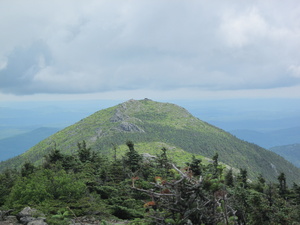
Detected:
[
  {"left": 270, "top": 143, "right": 300, "bottom": 168},
  {"left": 0, "top": 127, "right": 60, "bottom": 161},
  {"left": 230, "top": 127, "right": 300, "bottom": 148},
  {"left": 1, "top": 99, "right": 299, "bottom": 184}
]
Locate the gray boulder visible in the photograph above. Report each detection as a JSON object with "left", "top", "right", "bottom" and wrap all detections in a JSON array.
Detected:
[
  {"left": 20, "top": 216, "right": 36, "bottom": 224},
  {"left": 17, "top": 207, "right": 47, "bottom": 225},
  {"left": 27, "top": 218, "right": 47, "bottom": 225},
  {"left": 2, "top": 215, "right": 19, "bottom": 224}
]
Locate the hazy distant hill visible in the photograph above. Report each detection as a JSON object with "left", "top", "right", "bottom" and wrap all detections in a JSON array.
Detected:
[
  {"left": 230, "top": 127, "right": 300, "bottom": 148},
  {"left": 0, "top": 127, "right": 28, "bottom": 140},
  {"left": 0, "top": 101, "right": 121, "bottom": 131},
  {"left": 270, "top": 144, "right": 300, "bottom": 168},
  {"left": 0, "top": 127, "right": 60, "bottom": 161},
  {"left": 0, "top": 99, "right": 299, "bottom": 184}
]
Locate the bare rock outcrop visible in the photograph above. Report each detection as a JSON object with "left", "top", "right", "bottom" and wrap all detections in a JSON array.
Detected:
[
  {"left": 0, "top": 207, "right": 47, "bottom": 225},
  {"left": 117, "top": 122, "right": 145, "bottom": 133}
]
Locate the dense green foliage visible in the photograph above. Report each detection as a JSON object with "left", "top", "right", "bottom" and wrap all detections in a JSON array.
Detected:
[
  {"left": 1, "top": 141, "right": 300, "bottom": 224},
  {"left": 1, "top": 99, "right": 300, "bottom": 185}
]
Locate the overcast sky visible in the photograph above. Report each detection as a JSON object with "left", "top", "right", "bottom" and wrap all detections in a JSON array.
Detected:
[{"left": 1, "top": 0, "right": 300, "bottom": 101}]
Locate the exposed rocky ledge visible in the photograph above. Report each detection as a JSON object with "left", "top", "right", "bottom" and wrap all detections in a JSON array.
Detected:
[
  {"left": 0, "top": 207, "right": 128, "bottom": 225},
  {"left": 110, "top": 105, "right": 129, "bottom": 123},
  {"left": 116, "top": 122, "right": 145, "bottom": 133},
  {"left": 0, "top": 207, "right": 47, "bottom": 225}
]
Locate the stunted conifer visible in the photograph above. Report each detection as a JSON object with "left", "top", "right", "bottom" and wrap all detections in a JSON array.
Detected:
[{"left": 124, "top": 141, "right": 142, "bottom": 173}]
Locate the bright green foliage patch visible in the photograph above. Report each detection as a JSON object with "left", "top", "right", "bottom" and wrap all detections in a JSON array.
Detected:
[{"left": 8, "top": 169, "right": 86, "bottom": 207}]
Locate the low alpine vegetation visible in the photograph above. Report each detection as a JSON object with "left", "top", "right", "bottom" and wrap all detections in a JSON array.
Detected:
[{"left": 1, "top": 140, "right": 300, "bottom": 224}]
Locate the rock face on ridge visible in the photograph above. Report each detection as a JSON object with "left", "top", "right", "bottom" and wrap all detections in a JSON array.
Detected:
[
  {"left": 1, "top": 98, "right": 300, "bottom": 184},
  {"left": 110, "top": 100, "right": 145, "bottom": 133},
  {"left": 116, "top": 122, "right": 145, "bottom": 133}
]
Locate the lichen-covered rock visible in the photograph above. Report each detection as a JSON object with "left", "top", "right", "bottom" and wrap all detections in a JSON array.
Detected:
[
  {"left": 0, "top": 210, "right": 13, "bottom": 221},
  {"left": 20, "top": 216, "right": 35, "bottom": 224},
  {"left": 0, "top": 216, "right": 19, "bottom": 225},
  {"left": 141, "top": 153, "right": 156, "bottom": 163},
  {"left": 17, "top": 207, "right": 46, "bottom": 225},
  {"left": 0, "top": 207, "right": 47, "bottom": 225},
  {"left": 27, "top": 218, "right": 47, "bottom": 225},
  {"left": 18, "top": 207, "right": 37, "bottom": 218},
  {"left": 0, "top": 210, "right": 19, "bottom": 224}
]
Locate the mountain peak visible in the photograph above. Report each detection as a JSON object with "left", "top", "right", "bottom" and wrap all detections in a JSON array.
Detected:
[{"left": 1, "top": 99, "right": 299, "bottom": 184}]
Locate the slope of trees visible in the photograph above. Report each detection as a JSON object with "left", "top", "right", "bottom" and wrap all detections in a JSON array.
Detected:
[{"left": 1, "top": 141, "right": 300, "bottom": 224}]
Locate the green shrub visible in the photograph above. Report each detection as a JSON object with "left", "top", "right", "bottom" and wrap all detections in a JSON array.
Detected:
[{"left": 8, "top": 169, "right": 86, "bottom": 207}]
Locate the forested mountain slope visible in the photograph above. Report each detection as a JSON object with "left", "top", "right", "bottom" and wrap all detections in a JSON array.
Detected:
[
  {"left": 0, "top": 99, "right": 299, "bottom": 184},
  {"left": 270, "top": 143, "right": 300, "bottom": 168}
]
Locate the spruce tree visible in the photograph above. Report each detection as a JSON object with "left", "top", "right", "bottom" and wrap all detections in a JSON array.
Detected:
[
  {"left": 124, "top": 141, "right": 142, "bottom": 173},
  {"left": 188, "top": 155, "right": 202, "bottom": 176},
  {"left": 278, "top": 172, "right": 287, "bottom": 197},
  {"left": 225, "top": 168, "right": 234, "bottom": 187},
  {"left": 77, "top": 140, "right": 92, "bottom": 163},
  {"left": 238, "top": 168, "right": 248, "bottom": 188},
  {"left": 21, "top": 162, "right": 35, "bottom": 177}
]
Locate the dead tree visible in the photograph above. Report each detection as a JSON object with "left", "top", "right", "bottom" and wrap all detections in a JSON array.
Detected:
[{"left": 132, "top": 163, "right": 237, "bottom": 224}]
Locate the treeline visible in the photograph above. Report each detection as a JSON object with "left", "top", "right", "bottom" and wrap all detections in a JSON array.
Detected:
[{"left": 1, "top": 141, "right": 300, "bottom": 224}]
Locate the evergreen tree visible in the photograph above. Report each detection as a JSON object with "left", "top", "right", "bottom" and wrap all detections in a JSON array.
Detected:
[
  {"left": 225, "top": 168, "right": 234, "bottom": 187},
  {"left": 211, "top": 152, "right": 223, "bottom": 178},
  {"left": 212, "top": 152, "right": 219, "bottom": 168},
  {"left": 46, "top": 149, "right": 64, "bottom": 164},
  {"left": 278, "top": 172, "right": 287, "bottom": 197},
  {"left": 157, "top": 147, "right": 169, "bottom": 169},
  {"left": 124, "top": 141, "right": 142, "bottom": 173},
  {"left": 187, "top": 155, "right": 202, "bottom": 176},
  {"left": 0, "top": 169, "right": 19, "bottom": 206},
  {"left": 253, "top": 174, "right": 266, "bottom": 193},
  {"left": 238, "top": 168, "right": 248, "bottom": 188},
  {"left": 43, "top": 146, "right": 65, "bottom": 169},
  {"left": 77, "top": 140, "right": 92, "bottom": 163},
  {"left": 292, "top": 183, "right": 300, "bottom": 205},
  {"left": 21, "top": 162, "right": 35, "bottom": 177}
]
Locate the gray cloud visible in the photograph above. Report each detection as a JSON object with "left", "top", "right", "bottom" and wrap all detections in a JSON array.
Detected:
[
  {"left": 0, "top": 41, "right": 53, "bottom": 94},
  {"left": 0, "top": 0, "right": 300, "bottom": 95}
]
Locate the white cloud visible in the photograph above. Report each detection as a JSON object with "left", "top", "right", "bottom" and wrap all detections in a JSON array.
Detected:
[
  {"left": 288, "top": 65, "right": 300, "bottom": 78},
  {"left": 0, "top": 58, "right": 7, "bottom": 71},
  {"left": 220, "top": 7, "right": 268, "bottom": 47},
  {"left": 0, "top": 0, "right": 300, "bottom": 98}
]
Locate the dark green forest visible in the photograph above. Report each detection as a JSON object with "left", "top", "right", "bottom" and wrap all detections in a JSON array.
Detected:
[{"left": 1, "top": 141, "right": 300, "bottom": 224}]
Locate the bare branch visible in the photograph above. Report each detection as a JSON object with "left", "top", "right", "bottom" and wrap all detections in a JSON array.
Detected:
[
  {"left": 131, "top": 186, "right": 175, "bottom": 197},
  {"left": 171, "top": 163, "right": 189, "bottom": 178}
]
